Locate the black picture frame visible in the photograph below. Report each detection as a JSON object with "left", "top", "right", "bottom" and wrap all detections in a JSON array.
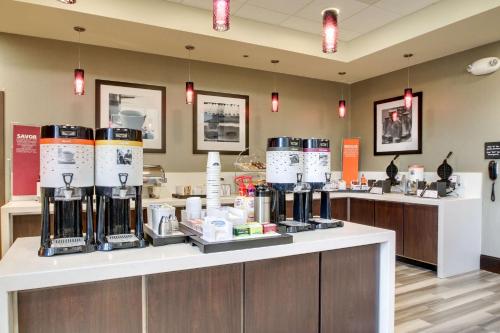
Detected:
[
  {"left": 373, "top": 91, "right": 423, "bottom": 156},
  {"left": 95, "top": 79, "right": 166, "bottom": 154},
  {"left": 193, "top": 90, "right": 249, "bottom": 155}
]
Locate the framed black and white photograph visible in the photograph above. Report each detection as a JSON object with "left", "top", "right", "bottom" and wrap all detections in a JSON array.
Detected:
[
  {"left": 374, "top": 91, "right": 422, "bottom": 155},
  {"left": 95, "top": 80, "right": 166, "bottom": 153},
  {"left": 193, "top": 90, "right": 249, "bottom": 155}
]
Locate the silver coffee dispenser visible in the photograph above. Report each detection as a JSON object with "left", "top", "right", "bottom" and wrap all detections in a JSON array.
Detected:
[
  {"left": 39, "top": 125, "right": 95, "bottom": 256},
  {"left": 254, "top": 184, "right": 271, "bottom": 224}
]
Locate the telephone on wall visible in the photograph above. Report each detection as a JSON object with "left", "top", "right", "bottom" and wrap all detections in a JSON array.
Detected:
[{"left": 489, "top": 160, "right": 497, "bottom": 201}]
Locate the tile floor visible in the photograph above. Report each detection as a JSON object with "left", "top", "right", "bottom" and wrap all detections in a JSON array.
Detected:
[{"left": 396, "top": 263, "right": 500, "bottom": 333}]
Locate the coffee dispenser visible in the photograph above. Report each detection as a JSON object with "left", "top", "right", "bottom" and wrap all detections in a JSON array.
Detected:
[
  {"left": 303, "top": 138, "right": 330, "bottom": 219},
  {"left": 266, "top": 137, "right": 312, "bottom": 232},
  {"left": 302, "top": 138, "right": 341, "bottom": 228},
  {"left": 95, "top": 128, "right": 148, "bottom": 251},
  {"left": 39, "top": 125, "right": 95, "bottom": 256},
  {"left": 266, "top": 137, "right": 303, "bottom": 222}
]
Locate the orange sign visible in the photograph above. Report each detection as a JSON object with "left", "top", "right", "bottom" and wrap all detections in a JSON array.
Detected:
[{"left": 342, "top": 138, "right": 360, "bottom": 187}]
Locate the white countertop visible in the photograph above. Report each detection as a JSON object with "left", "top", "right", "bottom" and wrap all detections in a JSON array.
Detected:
[
  {"left": 0, "top": 192, "right": 478, "bottom": 216},
  {"left": 0, "top": 222, "right": 394, "bottom": 292}
]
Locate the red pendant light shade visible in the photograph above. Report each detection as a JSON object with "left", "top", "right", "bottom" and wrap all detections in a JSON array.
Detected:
[
  {"left": 404, "top": 88, "right": 413, "bottom": 110},
  {"left": 322, "top": 8, "right": 339, "bottom": 54},
  {"left": 74, "top": 68, "right": 85, "bottom": 96},
  {"left": 213, "top": 0, "right": 230, "bottom": 32},
  {"left": 271, "top": 92, "right": 279, "bottom": 113},
  {"left": 338, "top": 100, "right": 346, "bottom": 118},
  {"left": 186, "top": 81, "right": 194, "bottom": 105}
]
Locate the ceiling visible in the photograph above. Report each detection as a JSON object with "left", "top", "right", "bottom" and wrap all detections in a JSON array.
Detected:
[
  {"left": 1, "top": 0, "right": 500, "bottom": 83},
  {"left": 166, "top": 0, "right": 441, "bottom": 41}
]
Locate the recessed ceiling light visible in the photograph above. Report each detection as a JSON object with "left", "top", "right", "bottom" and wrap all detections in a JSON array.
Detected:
[{"left": 57, "top": 0, "right": 76, "bottom": 4}]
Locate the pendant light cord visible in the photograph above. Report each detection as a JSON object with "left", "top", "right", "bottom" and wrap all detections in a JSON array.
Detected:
[
  {"left": 273, "top": 65, "right": 277, "bottom": 91},
  {"left": 407, "top": 56, "right": 410, "bottom": 88},
  {"left": 77, "top": 30, "right": 81, "bottom": 69},
  {"left": 188, "top": 50, "right": 191, "bottom": 81}
]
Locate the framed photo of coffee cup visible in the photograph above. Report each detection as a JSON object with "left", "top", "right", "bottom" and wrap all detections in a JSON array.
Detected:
[
  {"left": 96, "top": 80, "right": 166, "bottom": 153},
  {"left": 193, "top": 90, "right": 249, "bottom": 155},
  {"left": 373, "top": 91, "right": 422, "bottom": 156}
]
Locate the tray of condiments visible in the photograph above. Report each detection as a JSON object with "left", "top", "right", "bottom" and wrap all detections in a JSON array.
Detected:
[{"left": 180, "top": 221, "right": 293, "bottom": 254}]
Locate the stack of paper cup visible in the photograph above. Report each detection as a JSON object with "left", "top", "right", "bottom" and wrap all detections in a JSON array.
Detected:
[{"left": 206, "top": 152, "right": 221, "bottom": 209}]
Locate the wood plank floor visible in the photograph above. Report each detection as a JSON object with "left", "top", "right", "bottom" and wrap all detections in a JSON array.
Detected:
[{"left": 396, "top": 262, "right": 500, "bottom": 333}]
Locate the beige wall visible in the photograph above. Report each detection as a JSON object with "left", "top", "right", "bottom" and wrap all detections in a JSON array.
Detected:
[
  {"left": 0, "top": 33, "right": 348, "bottom": 198},
  {"left": 351, "top": 40, "right": 500, "bottom": 257}
]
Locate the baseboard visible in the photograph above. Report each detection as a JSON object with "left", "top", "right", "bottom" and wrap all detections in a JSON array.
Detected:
[
  {"left": 396, "top": 256, "right": 437, "bottom": 271},
  {"left": 480, "top": 255, "right": 500, "bottom": 274}
]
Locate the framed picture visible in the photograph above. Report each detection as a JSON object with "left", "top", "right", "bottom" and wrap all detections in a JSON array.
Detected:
[
  {"left": 373, "top": 91, "right": 422, "bottom": 155},
  {"left": 95, "top": 80, "right": 166, "bottom": 153},
  {"left": 193, "top": 90, "right": 249, "bottom": 155}
]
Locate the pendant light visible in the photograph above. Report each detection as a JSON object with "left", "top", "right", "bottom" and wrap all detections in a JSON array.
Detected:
[
  {"left": 185, "top": 45, "right": 195, "bottom": 105},
  {"left": 213, "top": 0, "right": 230, "bottom": 32},
  {"left": 403, "top": 53, "right": 414, "bottom": 110},
  {"left": 271, "top": 60, "right": 279, "bottom": 113},
  {"left": 338, "top": 72, "right": 347, "bottom": 118},
  {"left": 321, "top": 8, "right": 339, "bottom": 54},
  {"left": 74, "top": 26, "right": 85, "bottom": 96}
]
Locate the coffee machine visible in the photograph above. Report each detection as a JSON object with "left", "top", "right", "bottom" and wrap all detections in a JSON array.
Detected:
[
  {"left": 39, "top": 125, "right": 95, "bottom": 256},
  {"left": 266, "top": 137, "right": 312, "bottom": 232},
  {"left": 302, "top": 138, "right": 343, "bottom": 229},
  {"left": 95, "top": 128, "right": 148, "bottom": 251}
]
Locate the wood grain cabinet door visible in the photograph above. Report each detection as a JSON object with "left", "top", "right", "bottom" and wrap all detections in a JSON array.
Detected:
[
  {"left": 147, "top": 264, "right": 243, "bottom": 333},
  {"left": 332, "top": 198, "right": 348, "bottom": 220},
  {"left": 349, "top": 198, "right": 375, "bottom": 226},
  {"left": 403, "top": 203, "right": 438, "bottom": 264},
  {"left": 18, "top": 277, "right": 143, "bottom": 333},
  {"left": 374, "top": 201, "right": 404, "bottom": 255},
  {"left": 321, "top": 245, "right": 380, "bottom": 333},
  {"left": 244, "top": 253, "right": 320, "bottom": 333}
]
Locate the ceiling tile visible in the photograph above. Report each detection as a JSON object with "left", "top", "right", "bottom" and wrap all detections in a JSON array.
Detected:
[
  {"left": 295, "top": 0, "right": 369, "bottom": 22},
  {"left": 245, "top": 0, "right": 310, "bottom": 15},
  {"left": 280, "top": 16, "right": 320, "bottom": 35},
  {"left": 179, "top": 0, "right": 246, "bottom": 12},
  {"left": 374, "top": 0, "right": 440, "bottom": 16},
  {"left": 340, "top": 6, "right": 400, "bottom": 34},
  {"left": 235, "top": 4, "right": 289, "bottom": 25},
  {"left": 357, "top": 0, "right": 380, "bottom": 4},
  {"left": 338, "top": 28, "right": 362, "bottom": 41}
]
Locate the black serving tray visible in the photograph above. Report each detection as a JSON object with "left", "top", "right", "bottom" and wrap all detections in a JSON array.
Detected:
[
  {"left": 144, "top": 223, "right": 192, "bottom": 247},
  {"left": 189, "top": 233, "right": 293, "bottom": 254},
  {"left": 172, "top": 194, "right": 206, "bottom": 199}
]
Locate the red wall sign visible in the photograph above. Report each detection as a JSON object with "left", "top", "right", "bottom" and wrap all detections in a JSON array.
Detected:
[{"left": 12, "top": 125, "right": 40, "bottom": 196}]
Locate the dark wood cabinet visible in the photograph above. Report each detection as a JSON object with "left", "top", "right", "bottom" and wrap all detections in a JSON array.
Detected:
[
  {"left": 245, "top": 253, "right": 320, "bottom": 333},
  {"left": 147, "top": 264, "right": 243, "bottom": 333},
  {"left": 404, "top": 203, "right": 438, "bottom": 264},
  {"left": 18, "top": 277, "right": 142, "bottom": 333},
  {"left": 332, "top": 198, "right": 348, "bottom": 220},
  {"left": 375, "top": 201, "right": 404, "bottom": 255},
  {"left": 349, "top": 198, "right": 375, "bottom": 226},
  {"left": 312, "top": 198, "right": 321, "bottom": 216},
  {"left": 321, "top": 244, "right": 380, "bottom": 333}
]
